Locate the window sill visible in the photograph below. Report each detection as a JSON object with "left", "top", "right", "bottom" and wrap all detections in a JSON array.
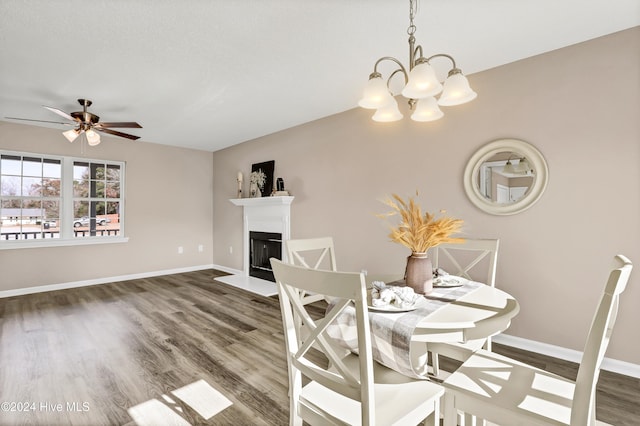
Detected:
[{"left": 0, "top": 236, "right": 129, "bottom": 250}]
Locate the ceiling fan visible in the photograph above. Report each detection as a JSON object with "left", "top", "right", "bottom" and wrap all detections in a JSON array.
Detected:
[{"left": 6, "top": 98, "right": 142, "bottom": 145}]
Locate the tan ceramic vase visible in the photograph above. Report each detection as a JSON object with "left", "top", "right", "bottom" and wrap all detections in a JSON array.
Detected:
[{"left": 404, "top": 252, "right": 433, "bottom": 294}]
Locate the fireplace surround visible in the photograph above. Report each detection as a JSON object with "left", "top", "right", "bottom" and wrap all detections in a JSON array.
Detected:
[{"left": 227, "top": 196, "right": 293, "bottom": 288}]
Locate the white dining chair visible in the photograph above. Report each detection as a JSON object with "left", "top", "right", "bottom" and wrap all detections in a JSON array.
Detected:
[
  {"left": 428, "top": 238, "right": 500, "bottom": 377},
  {"left": 285, "top": 237, "right": 337, "bottom": 305},
  {"left": 271, "top": 259, "right": 444, "bottom": 426},
  {"left": 442, "top": 254, "right": 633, "bottom": 426}
]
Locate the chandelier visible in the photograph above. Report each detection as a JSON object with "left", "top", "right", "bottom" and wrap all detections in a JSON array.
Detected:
[{"left": 358, "top": 0, "right": 477, "bottom": 122}]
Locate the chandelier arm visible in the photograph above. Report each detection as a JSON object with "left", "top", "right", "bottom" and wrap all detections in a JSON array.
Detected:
[
  {"left": 413, "top": 45, "right": 424, "bottom": 63},
  {"left": 374, "top": 56, "right": 409, "bottom": 85},
  {"left": 387, "top": 68, "right": 409, "bottom": 92},
  {"left": 425, "top": 53, "right": 458, "bottom": 69}
]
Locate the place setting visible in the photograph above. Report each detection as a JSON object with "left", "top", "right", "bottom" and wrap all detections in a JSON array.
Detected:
[{"left": 368, "top": 272, "right": 473, "bottom": 313}]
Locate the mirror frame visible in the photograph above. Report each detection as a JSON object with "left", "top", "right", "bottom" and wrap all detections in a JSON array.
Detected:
[{"left": 463, "top": 138, "right": 549, "bottom": 215}]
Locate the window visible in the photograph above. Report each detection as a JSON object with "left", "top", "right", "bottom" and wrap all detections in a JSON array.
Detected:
[
  {"left": 72, "top": 161, "right": 122, "bottom": 238},
  {"left": 0, "top": 154, "right": 61, "bottom": 240},
  {"left": 0, "top": 150, "right": 126, "bottom": 248}
]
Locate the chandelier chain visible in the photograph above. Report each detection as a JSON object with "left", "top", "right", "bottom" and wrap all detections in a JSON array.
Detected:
[{"left": 407, "top": 0, "right": 418, "bottom": 36}]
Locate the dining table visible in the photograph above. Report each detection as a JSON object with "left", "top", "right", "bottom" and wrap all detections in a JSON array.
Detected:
[{"left": 327, "top": 274, "right": 520, "bottom": 379}]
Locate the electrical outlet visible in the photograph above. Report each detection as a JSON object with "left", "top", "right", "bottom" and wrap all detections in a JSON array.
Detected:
[
  {"left": 178, "top": 246, "right": 184, "bottom": 254},
  {"left": 198, "top": 244, "right": 204, "bottom": 252},
  {"left": 229, "top": 246, "right": 233, "bottom": 254}
]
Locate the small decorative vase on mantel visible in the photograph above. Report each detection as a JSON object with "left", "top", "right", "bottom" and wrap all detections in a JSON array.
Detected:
[
  {"left": 250, "top": 182, "right": 261, "bottom": 198},
  {"left": 405, "top": 252, "right": 433, "bottom": 294},
  {"left": 249, "top": 170, "right": 266, "bottom": 198}
]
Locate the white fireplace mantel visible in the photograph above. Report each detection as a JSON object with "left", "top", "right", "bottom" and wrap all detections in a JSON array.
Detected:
[
  {"left": 230, "top": 196, "right": 294, "bottom": 208},
  {"left": 230, "top": 196, "right": 294, "bottom": 276}
]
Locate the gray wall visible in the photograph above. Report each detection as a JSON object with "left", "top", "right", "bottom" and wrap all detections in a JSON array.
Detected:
[
  {"left": 0, "top": 123, "right": 214, "bottom": 289},
  {"left": 212, "top": 28, "right": 640, "bottom": 364}
]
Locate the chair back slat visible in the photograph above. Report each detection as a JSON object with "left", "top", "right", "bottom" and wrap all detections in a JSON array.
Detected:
[
  {"left": 286, "top": 237, "right": 338, "bottom": 271},
  {"left": 431, "top": 239, "right": 499, "bottom": 287},
  {"left": 571, "top": 255, "right": 633, "bottom": 425},
  {"left": 286, "top": 237, "right": 338, "bottom": 308},
  {"left": 271, "top": 259, "right": 376, "bottom": 423}
]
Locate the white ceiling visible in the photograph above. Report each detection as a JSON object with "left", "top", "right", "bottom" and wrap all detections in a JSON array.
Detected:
[{"left": 1, "top": 1, "right": 638, "bottom": 152}]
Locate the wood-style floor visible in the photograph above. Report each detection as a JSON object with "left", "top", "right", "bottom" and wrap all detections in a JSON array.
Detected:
[{"left": 1, "top": 269, "right": 638, "bottom": 425}]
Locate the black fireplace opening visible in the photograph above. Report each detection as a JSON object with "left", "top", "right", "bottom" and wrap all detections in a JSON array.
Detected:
[{"left": 249, "top": 231, "right": 282, "bottom": 282}]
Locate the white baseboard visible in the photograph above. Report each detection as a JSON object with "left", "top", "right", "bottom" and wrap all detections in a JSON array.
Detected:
[
  {"left": 211, "top": 264, "right": 242, "bottom": 275},
  {"left": 0, "top": 264, "right": 216, "bottom": 298},
  {"left": 494, "top": 334, "right": 640, "bottom": 379}
]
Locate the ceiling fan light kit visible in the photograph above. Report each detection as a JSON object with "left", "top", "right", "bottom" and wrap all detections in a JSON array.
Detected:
[
  {"left": 6, "top": 98, "right": 142, "bottom": 146},
  {"left": 359, "top": 0, "right": 476, "bottom": 122},
  {"left": 85, "top": 129, "right": 101, "bottom": 146}
]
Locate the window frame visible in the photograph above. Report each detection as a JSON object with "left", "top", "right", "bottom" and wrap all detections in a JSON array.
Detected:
[{"left": 0, "top": 150, "right": 128, "bottom": 250}]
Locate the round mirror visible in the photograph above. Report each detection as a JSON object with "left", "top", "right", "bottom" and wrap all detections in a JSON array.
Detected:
[{"left": 464, "top": 139, "right": 548, "bottom": 215}]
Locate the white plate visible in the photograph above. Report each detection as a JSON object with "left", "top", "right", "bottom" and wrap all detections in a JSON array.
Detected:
[
  {"left": 368, "top": 304, "right": 418, "bottom": 313},
  {"left": 433, "top": 276, "right": 467, "bottom": 288}
]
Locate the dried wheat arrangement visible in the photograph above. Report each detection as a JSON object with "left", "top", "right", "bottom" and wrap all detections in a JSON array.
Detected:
[{"left": 377, "top": 193, "right": 464, "bottom": 253}]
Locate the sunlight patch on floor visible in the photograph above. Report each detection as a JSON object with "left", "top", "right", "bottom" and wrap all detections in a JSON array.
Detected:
[
  {"left": 127, "top": 379, "right": 233, "bottom": 425},
  {"left": 128, "top": 399, "right": 191, "bottom": 426},
  {"left": 171, "top": 379, "right": 233, "bottom": 420}
]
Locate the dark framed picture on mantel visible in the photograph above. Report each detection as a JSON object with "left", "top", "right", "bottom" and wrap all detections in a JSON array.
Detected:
[{"left": 251, "top": 160, "right": 275, "bottom": 197}]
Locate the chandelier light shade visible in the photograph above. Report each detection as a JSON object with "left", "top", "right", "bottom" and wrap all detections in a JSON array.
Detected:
[
  {"left": 358, "top": 75, "right": 395, "bottom": 109},
  {"left": 502, "top": 160, "right": 517, "bottom": 174},
  {"left": 515, "top": 157, "right": 531, "bottom": 173},
  {"left": 359, "top": 0, "right": 476, "bottom": 122},
  {"left": 502, "top": 156, "right": 532, "bottom": 175},
  {"left": 438, "top": 69, "right": 477, "bottom": 106},
  {"left": 411, "top": 97, "right": 444, "bottom": 122},
  {"left": 372, "top": 98, "right": 404, "bottom": 122},
  {"left": 401, "top": 61, "right": 442, "bottom": 99}
]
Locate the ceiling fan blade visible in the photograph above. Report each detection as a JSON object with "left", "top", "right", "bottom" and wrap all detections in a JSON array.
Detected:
[
  {"left": 5, "top": 117, "right": 77, "bottom": 126},
  {"left": 43, "top": 106, "right": 76, "bottom": 121},
  {"left": 96, "top": 122, "right": 142, "bottom": 128},
  {"left": 95, "top": 127, "right": 140, "bottom": 140}
]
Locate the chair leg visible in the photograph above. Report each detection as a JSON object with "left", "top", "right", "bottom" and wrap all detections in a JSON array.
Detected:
[
  {"left": 422, "top": 396, "right": 439, "bottom": 426},
  {"left": 459, "top": 413, "right": 485, "bottom": 426},
  {"left": 432, "top": 351, "right": 441, "bottom": 377},
  {"left": 290, "top": 395, "right": 302, "bottom": 426},
  {"left": 411, "top": 341, "right": 430, "bottom": 376},
  {"left": 483, "top": 337, "right": 492, "bottom": 352},
  {"left": 289, "top": 373, "right": 303, "bottom": 426},
  {"left": 443, "top": 393, "right": 456, "bottom": 426},
  {"left": 463, "top": 412, "right": 476, "bottom": 426}
]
